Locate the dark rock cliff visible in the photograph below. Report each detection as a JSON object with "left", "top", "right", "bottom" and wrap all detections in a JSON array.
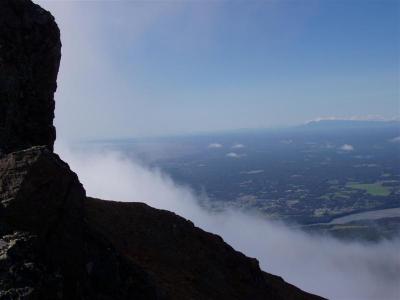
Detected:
[
  {"left": 0, "top": 147, "right": 163, "bottom": 299},
  {"left": 0, "top": 1, "right": 325, "bottom": 299},
  {"left": 0, "top": 0, "right": 59, "bottom": 155}
]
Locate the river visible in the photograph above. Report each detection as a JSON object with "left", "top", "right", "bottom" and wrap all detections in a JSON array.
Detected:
[{"left": 327, "top": 207, "right": 400, "bottom": 225}]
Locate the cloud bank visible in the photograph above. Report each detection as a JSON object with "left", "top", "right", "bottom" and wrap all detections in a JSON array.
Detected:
[{"left": 57, "top": 143, "right": 400, "bottom": 300}]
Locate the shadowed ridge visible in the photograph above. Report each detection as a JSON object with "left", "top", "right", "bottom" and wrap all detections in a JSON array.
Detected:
[{"left": 86, "top": 197, "right": 325, "bottom": 300}]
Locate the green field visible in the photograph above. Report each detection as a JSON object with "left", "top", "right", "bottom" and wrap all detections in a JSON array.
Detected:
[{"left": 346, "top": 182, "right": 391, "bottom": 196}]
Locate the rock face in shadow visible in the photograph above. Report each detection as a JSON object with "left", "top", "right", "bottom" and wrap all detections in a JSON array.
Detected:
[
  {"left": 0, "top": 146, "right": 84, "bottom": 299},
  {"left": 0, "top": 147, "right": 163, "bottom": 299},
  {"left": 0, "top": 0, "right": 60, "bottom": 155},
  {"left": 86, "top": 198, "right": 324, "bottom": 300},
  {"left": 0, "top": 0, "right": 325, "bottom": 299}
]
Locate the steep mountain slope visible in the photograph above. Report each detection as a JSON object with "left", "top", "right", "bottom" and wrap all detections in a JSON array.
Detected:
[
  {"left": 0, "top": 0, "right": 325, "bottom": 299},
  {"left": 86, "top": 198, "right": 323, "bottom": 300}
]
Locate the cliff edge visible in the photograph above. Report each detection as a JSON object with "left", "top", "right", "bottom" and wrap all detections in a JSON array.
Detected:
[{"left": 0, "top": 1, "right": 324, "bottom": 299}]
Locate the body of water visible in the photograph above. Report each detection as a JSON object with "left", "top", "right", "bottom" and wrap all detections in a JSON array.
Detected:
[{"left": 328, "top": 207, "right": 400, "bottom": 224}]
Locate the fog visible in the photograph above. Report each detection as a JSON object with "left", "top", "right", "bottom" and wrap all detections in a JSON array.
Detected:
[{"left": 57, "top": 143, "right": 400, "bottom": 300}]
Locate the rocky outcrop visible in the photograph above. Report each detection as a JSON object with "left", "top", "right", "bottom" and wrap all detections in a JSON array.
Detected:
[
  {"left": 0, "top": 0, "right": 60, "bottom": 155},
  {"left": 0, "top": 147, "right": 83, "bottom": 299},
  {"left": 0, "top": 0, "right": 325, "bottom": 299},
  {"left": 0, "top": 147, "right": 164, "bottom": 299},
  {"left": 86, "top": 198, "right": 323, "bottom": 300}
]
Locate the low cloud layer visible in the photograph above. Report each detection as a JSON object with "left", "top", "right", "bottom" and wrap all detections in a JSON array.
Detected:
[
  {"left": 226, "top": 152, "right": 246, "bottom": 158},
  {"left": 340, "top": 144, "right": 355, "bottom": 151},
  {"left": 208, "top": 143, "right": 223, "bottom": 148},
  {"left": 232, "top": 143, "right": 245, "bottom": 149},
  {"left": 58, "top": 143, "right": 400, "bottom": 300}
]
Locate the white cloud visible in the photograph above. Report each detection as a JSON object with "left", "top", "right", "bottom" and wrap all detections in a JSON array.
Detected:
[
  {"left": 241, "top": 170, "right": 264, "bottom": 175},
  {"left": 389, "top": 136, "right": 400, "bottom": 143},
  {"left": 308, "top": 115, "right": 399, "bottom": 123},
  {"left": 208, "top": 143, "right": 223, "bottom": 148},
  {"left": 226, "top": 152, "right": 246, "bottom": 158},
  {"left": 232, "top": 143, "right": 245, "bottom": 149},
  {"left": 340, "top": 144, "right": 354, "bottom": 151},
  {"left": 57, "top": 142, "right": 400, "bottom": 300}
]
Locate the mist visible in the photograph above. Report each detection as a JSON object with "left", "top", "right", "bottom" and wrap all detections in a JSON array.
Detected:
[{"left": 57, "top": 142, "right": 400, "bottom": 300}]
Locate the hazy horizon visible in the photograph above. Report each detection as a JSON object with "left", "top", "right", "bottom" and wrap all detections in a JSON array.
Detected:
[{"left": 68, "top": 117, "right": 400, "bottom": 143}]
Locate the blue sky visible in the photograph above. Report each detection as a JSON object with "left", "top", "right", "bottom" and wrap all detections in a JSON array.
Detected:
[{"left": 37, "top": 0, "right": 399, "bottom": 140}]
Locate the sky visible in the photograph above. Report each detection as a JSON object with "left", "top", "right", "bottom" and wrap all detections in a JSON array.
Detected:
[{"left": 37, "top": 0, "right": 400, "bottom": 141}]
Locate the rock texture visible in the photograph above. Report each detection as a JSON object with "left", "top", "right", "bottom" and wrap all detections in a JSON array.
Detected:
[
  {"left": 0, "top": 0, "right": 60, "bottom": 155},
  {"left": 0, "top": 147, "right": 164, "bottom": 299},
  {"left": 86, "top": 198, "right": 323, "bottom": 300},
  {"left": 0, "top": 0, "right": 325, "bottom": 299}
]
